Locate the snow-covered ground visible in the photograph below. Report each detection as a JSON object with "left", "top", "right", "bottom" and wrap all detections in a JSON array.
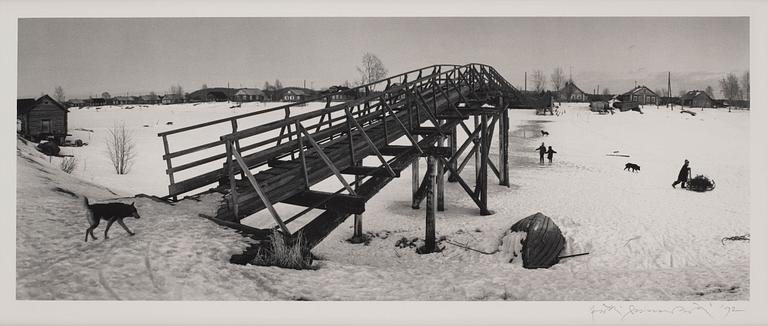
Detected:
[{"left": 16, "top": 102, "right": 750, "bottom": 301}]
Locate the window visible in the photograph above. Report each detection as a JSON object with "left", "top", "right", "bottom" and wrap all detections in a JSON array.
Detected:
[{"left": 41, "top": 119, "right": 51, "bottom": 133}]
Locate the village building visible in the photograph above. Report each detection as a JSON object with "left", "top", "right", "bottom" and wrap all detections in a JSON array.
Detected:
[
  {"left": 89, "top": 97, "right": 108, "bottom": 106},
  {"left": 17, "top": 94, "right": 68, "bottom": 144},
  {"left": 556, "top": 80, "right": 588, "bottom": 102},
  {"left": 66, "top": 99, "right": 86, "bottom": 108},
  {"left": 113, "top": 96, "right": 138, "bottom": 105},
  {"left": 680, "top": 90, "right": 715, "bottom": 108},
  {"left": 162, "top": 94, "right": 184, "bottom": 105},
  {"left": 280, "top": 87, "right": 316, "bottom": 102},
  {"left": 618, "top": 86, "right": 659, "bottom": 105},
  {"left": 234, "top": 88, "right": 265, "bottom": 102},
  {"left": 140, "top": 94, "right": 161, "bottom": 104},
  {"left": 206, "top": 91, "right": 228, "bottom": 102}
]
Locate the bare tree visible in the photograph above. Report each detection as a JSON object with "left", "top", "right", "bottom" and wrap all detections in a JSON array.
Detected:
[
  {"left": 719, "top": 73, "right": 741, "bottom": 101},
  {"left": 704, "top": 86, "right": 714, "bottom": 98},
  {"left": 357, "top": 52, "right": 388, "bottom": 87},
  {"left": 602, "top": 88, "right": 611, "bottom": 96},
  {"left": 550, "top": 67, "right": 565, "bottom": 92},
  {"left": 101, "top": 92, "right": 111, "bottom": 99},
  {"left": 105, "top": 122, "right": 136, "bottom": 175},
  {"left": 720, "top": 73, "right": 741, "bottom": 111},
  {"left": 531, "top": 70, "right": 547, "bottom": 92},
  {"left": 170, "top": 84, "right": 184, "bottom": 97},
  {"left": 274, "top": 79, "right": 283, "bottom": 90},
  {"left": 201, "top": 84, "right": 208, "bottom": 90},
  {"left": 54, "top": 86, "right": 65, "bottom": 103},
  {"left": 263, "top": 81, "right": 274, "bottom": 101},
  {"left": 740, "top": 71, "right": 749, "bottom": 100},
  {"left": 654, "top": 89, "right": 665, "bottom": 97}
]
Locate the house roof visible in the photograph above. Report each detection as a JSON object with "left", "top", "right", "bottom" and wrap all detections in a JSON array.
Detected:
[
  {"left": 235, "top": 88, "right": 264, "bottom": 96},
  {"left": 681, "top": 90, "right": 713, "bottom": 101},
  {"left": 621, "top": 86, "right": 658, "bottom": 97},
  {"left": 559, "top": 80, "right": 586, "bottom": 94},
  {"left": 280, "top": 87, "right": 315, "bottom": 97},
  {"left": 18, "top": 95, "right": 67, "bottom": 115}
]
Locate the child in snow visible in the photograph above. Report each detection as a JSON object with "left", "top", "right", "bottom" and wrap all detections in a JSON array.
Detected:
[
  {"left": 672, "top": 159, "right": 691, "bottom": 188},
  {"left": 546, "top": 146, "right": 557, "bottom": 164},
  {"left": 536, "top": 142, "right": 546, "bottom": 164}
]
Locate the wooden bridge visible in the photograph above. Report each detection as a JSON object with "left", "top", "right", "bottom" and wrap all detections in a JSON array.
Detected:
[{"left": 158, "top": 63, "right": 548, "bottom": 255}]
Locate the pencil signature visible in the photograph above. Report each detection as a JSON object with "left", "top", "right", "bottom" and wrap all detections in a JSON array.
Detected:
[{"left": 590, "top": 302, "right": 744, "bottom": 321}]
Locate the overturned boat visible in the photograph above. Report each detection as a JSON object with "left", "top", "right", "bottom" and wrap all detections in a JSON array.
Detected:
[{"left": 510, "top": 212, "right": 566, "bottom": 269}]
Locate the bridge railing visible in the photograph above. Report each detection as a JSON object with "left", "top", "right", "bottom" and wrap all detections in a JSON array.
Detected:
[{"left": 158, "top": 63, "right": 512, "bottom": 199}]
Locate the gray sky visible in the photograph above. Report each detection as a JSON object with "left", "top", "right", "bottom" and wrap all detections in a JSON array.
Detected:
[{"left": 18, "top": 17, "right": 749, "bottom": 99}]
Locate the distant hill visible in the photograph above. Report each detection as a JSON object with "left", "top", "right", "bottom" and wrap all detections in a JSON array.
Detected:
[{"left": 187, "top": 88, "right": 237, "bottom": 102}]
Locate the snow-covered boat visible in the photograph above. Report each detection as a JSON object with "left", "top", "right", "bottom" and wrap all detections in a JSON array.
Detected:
[{"left": 510, "top": 212, "right": 566, "bottom": 269}]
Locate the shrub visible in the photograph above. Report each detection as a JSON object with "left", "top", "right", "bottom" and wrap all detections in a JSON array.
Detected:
[
  {"left": 59, "top": 157, "right": 78, "bottom": 174},
  {"left": 105, "top": 122, "right": 136, "bottom": 175},
  {"left": 688, "top": 175, "right": 716, "bottom": 192},
  {"left": 252, "top": 231, "right": 313, "bottom": 270}
]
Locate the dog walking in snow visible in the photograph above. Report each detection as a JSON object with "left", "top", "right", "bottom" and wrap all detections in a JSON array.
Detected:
[
  {"left": 83, "top": 196, "right": 141, "bottom": 242},
  {"left": 624, "top": 163, "right": 641, "bottom": 172}
]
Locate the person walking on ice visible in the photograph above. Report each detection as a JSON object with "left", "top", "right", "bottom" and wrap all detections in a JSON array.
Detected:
[
  {"left": 536, "top": 142, "right": 547, "bottom": 164},
  {"left": 546, "top": 146, "right": 557, "bottom": 164},
  {"left": 672, "top": 159, "right": 691, "bottom": 188}
]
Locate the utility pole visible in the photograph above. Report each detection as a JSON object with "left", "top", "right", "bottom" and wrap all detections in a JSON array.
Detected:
[
  {"left": 667, "top": 71, "right": 671, "bottom": 108},
  {"left": 524, "top": 72, "right": 527, "bottom": 92}
]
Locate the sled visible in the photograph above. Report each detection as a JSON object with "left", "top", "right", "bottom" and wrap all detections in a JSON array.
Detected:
[
  {"left": 686, "top": 175, "right": 716, "bottom": 192},
  {"left": 510, "top": 212, "right": 566, "bottom": 269}
]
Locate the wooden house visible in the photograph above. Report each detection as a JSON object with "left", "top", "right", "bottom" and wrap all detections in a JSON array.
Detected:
[
  {"left": 89, "top": 97, "right": 107, "bottom": 106},
  {"left": 17, "top": 94, "right": 68, "bottom": 144},
  {"left": 557, "top": 80, "right": 588, "bottom": 102},
  {"left": 618, "top": 86, "right": 658, "bottom": 105},
  {"left": 113, "top": 96, "right": 138, "bottom": 105},
  {"left": 206, "top": 91, "right": 228, "bottom": 102},
  {"left": 280, "top": 87, "right": 316, "bottom": 102},
  {"left": 234, "top": 88, "right": 265, "bottom": 102},
  {"left": 66, "top": 99, "right": 86, "bottom": 108},
  {"left": 162, "top": 94, "right": 184, "bottom": 104},
  {"left": 140, "top": 94, "right": 161, "bottom": 104},
  {"left": 681, "top": 90, "right": 714, "bottom": 108}
]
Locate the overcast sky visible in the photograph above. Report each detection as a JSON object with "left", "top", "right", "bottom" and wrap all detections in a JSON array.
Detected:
[{"left": 18, "top": 17, "right": 749, "bottom": 99}]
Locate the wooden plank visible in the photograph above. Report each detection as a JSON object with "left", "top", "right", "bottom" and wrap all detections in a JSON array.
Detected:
[
  {"left": 342, "top": 166, "right": 401, "bottom": 177},
  {"left": 282, "top": 190, "right": 366, "bottom": 214}
]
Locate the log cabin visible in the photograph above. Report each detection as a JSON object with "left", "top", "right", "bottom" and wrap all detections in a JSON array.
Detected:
[{"left": 17, "top": 94, "right": 68, "bottom": 144}]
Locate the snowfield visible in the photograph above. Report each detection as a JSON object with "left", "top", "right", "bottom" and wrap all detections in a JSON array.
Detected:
[{"left": 16, "top": 102, "right": 750, "bottom": 301}]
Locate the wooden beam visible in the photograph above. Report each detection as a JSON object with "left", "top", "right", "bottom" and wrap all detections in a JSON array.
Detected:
[
  {"left": 342, "top": 166, "right": 401, "bottom": 177},
  {"left": 282, "top": 190, "right": 366, "bottom": 215}
]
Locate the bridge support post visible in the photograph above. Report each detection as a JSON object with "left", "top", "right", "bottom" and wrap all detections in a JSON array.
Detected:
[
  {"left": 447, "top": 124, "right": 457, "bottom": 183},
  {"left": 499, "top": 108, "right": 510, "bottom": 187},
  {"left": 474, "top": 116, "right": 481, "bottom": 182},
  {"left": 412, "top": 138, "right": 420, "bottom": 209},
  {"left": 437, "top": 122, "right": 445, "bottom": 211},
  {"left": 479, "top": 114, "right": 491, "bottom": 216},
  {"left": 351, "top": 159, "right": 364, "bottom": 242},
  {"left": 418, "top": 155, "right": 438, "bottom": 254}
]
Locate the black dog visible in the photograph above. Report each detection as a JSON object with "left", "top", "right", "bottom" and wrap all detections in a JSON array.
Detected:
[
  {"left": 624, "top": 163, "right": 641, "bottom": 173},
  {"left": 541, "top": 130, "right": 549, "bottom": 136},
  {"left": 83, "top": 196, "right": 141, "bottom": 242}
]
